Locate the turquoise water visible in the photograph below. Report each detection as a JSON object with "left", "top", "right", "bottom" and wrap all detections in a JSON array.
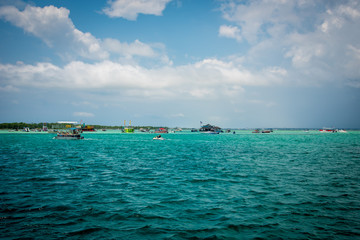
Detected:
[{"left": 1, "top": 131, "right": 360, "bottom": 239}]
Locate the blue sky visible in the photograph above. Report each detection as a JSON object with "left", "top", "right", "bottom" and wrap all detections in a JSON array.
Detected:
[{"left": 0, "top": 0, "right": 359, "bottom": 128}]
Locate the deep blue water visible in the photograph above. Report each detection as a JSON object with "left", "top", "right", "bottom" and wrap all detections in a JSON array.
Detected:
[{"left": 1, "top": 131, "right": 360, "bottom": 239}]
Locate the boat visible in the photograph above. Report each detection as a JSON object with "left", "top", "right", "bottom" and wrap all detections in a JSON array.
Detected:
[
  {"left": 155, "top": 128, "right": 168, "bottom": 133},
  {"left": 153, "top": 135, "right": 164, "bottom": 140},
  {"left": 140, "top": 128, "right": 149, "bottom": 132},
  {"left": 81, "top": 123, "right": 95, "bottom": 132},
  {"left": 123, "top": 120, "right": 135, "bottom": 133},
  {"left": 54, "top": 128, "right": 84, "bottom": 140},
  {"left": 199, "top": 124, "right": 221, "bottom": 134},
  {"left": 319, "top": 128, "right": 336, "bottom": 133},
  {"left": 42, "top": 123, "right": 48, "bottom": 132},
  {"left": 124, "top": 128, "right": 134, "bottom": 133},
  {"left": 252, "top": 129, "right": 272, "bottom": 133}
]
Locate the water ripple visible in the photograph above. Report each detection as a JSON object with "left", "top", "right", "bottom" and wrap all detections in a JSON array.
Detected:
[{"left": 0, "top": 132, "right": 360, "bottom": 239}]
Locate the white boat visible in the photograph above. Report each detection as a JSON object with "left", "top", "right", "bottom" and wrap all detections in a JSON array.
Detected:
[
  {"left": 201, "top": 131, "right": 220, "bottom": 134},
  {"left": 153, "top": 135, "right": 164, "bottom": 140}
]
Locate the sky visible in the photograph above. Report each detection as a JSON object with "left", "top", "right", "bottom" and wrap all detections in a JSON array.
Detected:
[{"left": 0, "top": 0, "right": 359, "bottom": 128}]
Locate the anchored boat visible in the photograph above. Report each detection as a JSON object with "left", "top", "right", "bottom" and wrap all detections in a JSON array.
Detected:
[
  {"left": 155, "top": 128, "right": 168, "bottom": 133},
  {"left": 54, "top": 128, "right": 84, "bottom": 140},
  {"left": 199, "top": 124, "right": 221, "bottom": 134}
]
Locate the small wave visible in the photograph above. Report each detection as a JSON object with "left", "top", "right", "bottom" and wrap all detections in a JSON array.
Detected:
[
  {"left": 127, "top": 212, "right": 173, "bottom": 221},
  {"left": 67, "top": 227, "right": 105, "bottom": 237},
  {"left": 189, "top": 178, "right": 221, "bottom": 183},
  {"left": 27, "top": 177, "right": 58, "bottom": 182}
]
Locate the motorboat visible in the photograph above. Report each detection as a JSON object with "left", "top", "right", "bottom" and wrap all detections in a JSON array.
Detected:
[
  {"left": 81, "top": 123, "right": 95, "bottom": 132},
  {"left": 155, "top": 128, "right": 168, "bottom": 133},
  {"left": 319, "top": 128, "right": 336, "bottom": 133},
  {"left": 199, "top": 124, "right": 221, "bottom": 134},
  {"left": 124, "top": 128, "right": 134, "bottom": 133},
  {"left": 153, "top": 135, "right": 164, "bottom": 140},
  {"left": 54, "top": 128, "right": 84, "bottom": 140}
]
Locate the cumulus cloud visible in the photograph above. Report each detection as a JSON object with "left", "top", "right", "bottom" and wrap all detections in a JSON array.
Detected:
[
  {"left": 103, "top": 0, "right": 172, "bottom": 20},
  {"left": 220, "top": 0, "right": 301, "bottom": 43},
  {"left": 0, "top": 4, "right": 167, "bottom": 63},
  {"left": 220, "top": 0, "right": 360, "bottom": 87},
  {"left": 0, "top": 5, "right": 108, "bottom": 60},
  {"left": 0, "top": 59, "right": 286, "bottom": 100}
]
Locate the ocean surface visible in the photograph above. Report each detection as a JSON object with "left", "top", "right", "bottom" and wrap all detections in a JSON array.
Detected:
[{"left": 1, "top": 130, "right": 360, "bottom": 239}]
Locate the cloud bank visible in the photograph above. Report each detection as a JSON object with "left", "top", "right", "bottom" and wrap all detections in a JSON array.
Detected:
[{"left": 0, "top": 59, "right": 286, "bottom": 100}]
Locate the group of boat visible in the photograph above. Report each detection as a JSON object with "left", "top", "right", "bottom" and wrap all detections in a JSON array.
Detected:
[
  {"left": 52, "top": 123, "right": 224, "bottom": 140},
  {"left": 15, "top": 121, "right": 348, "bottom": 140},
  {"left": 319, "top": 128, "right": 347, "bottom": 133}
]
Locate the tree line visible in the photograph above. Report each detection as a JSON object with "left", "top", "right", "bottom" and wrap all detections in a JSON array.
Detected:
[{"left": 0, "top": 122, "right": 167, "bottom": 130}]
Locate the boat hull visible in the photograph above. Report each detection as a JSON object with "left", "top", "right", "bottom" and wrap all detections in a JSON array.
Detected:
[
  {"left": 153, "top": 137, "right": 164, "bottom": 140},
  {"left": 200, "top": 131, "right": 220, "bottom": 134}
]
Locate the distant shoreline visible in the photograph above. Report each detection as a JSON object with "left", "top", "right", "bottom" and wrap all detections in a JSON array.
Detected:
[{"left": 0, "top": 122, "right": 358, "bottom": 131}]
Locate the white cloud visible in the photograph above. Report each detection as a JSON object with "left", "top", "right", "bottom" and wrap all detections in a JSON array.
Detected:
[
  {"left": 220, "top": 0, "right": 360, "bottom": 87},
  {"left": 102, "top": 38, "right": 171, "bottom": 64},
  {"left": 73, "top": 112, "right": 95, "bottom": 117},
  {"left": 0, "top": 5, "right": 108, "bottom": 60},
  {"left": 103, "top": 39, "right": 156, "bottom": 58},
  {"left": 0, "top": 4, "right": 166, "bottom": 63},
  {"left": 219, "top": 25, "right": 242, "bottom": 42},
  {"left": 103, "top": 0, "right": 172, "bottom": 20},
  {"left": 220, "top": 0, "right": 301, "bottom": 43},
  {"left": 0, "top": 59, "right": 287, "bottom": 101}
]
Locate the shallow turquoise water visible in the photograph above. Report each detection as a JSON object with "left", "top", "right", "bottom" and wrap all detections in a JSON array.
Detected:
[{"left": 1, "top": 131, "right": 360, "bottom": 239}]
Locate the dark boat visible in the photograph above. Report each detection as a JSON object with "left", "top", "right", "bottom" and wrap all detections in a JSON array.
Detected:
[{"left": 199, "top": 124, "right": 221, "bottom": 134}]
